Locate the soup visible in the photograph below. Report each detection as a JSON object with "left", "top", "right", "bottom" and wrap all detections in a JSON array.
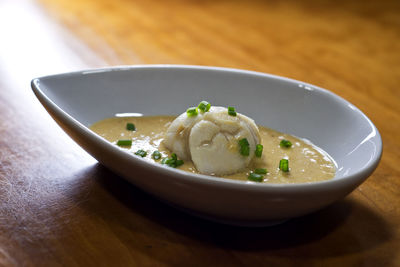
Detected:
[{"left": 90, "top": 116, "right": 336, "bottom": 184}]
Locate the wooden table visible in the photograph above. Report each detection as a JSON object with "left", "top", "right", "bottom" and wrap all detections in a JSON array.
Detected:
[{"left": 0, "top": 0, "right": 399, "bottom": 265}]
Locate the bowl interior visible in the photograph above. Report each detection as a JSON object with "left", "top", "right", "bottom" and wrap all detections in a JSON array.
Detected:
[{"left": 33, "top": 66, "right": 382, "bottom": 180}]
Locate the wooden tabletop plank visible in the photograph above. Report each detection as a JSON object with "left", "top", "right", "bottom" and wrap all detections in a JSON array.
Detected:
[{"left": 0, "top": 0, "right": 399, "bottom": 266}]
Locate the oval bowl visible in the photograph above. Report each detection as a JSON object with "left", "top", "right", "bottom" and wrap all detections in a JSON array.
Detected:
[{"left": 31, "top": 65, "right": 382, "bottom": 226}]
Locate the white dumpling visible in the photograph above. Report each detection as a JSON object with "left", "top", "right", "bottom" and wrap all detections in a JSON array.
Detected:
[{"left": 163, "top": 106, "right": 260, "bottom": 175}]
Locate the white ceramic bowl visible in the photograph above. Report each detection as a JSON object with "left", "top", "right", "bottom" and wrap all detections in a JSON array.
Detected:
[{"left": 31, "top": 65, "right": 382, "bottom": 226}]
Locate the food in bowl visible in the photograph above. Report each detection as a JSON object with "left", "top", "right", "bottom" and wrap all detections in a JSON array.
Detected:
[
  {"left": 90, "top": 101, "right": 336, "bottom": 183},
  {"left": 164, "top": 104, "right": 260, "bottom": 175},
  {"left": 32, "top": 65, "right": 382, "bottom": 224}
]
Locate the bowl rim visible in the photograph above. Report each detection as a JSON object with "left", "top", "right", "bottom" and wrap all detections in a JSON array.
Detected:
[{"left": 31, "top": 64, "right": 383, "bottom": 192}]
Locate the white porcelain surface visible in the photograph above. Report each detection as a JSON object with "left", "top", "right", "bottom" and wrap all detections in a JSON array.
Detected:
[{"left": 31, "top": 65, "right": 382, "bottom": 226}]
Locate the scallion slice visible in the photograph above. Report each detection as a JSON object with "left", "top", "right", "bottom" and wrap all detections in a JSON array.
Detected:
[
  {"left": 161, "top": 154, "right": 184, "bottom": 168},
  {"left": 116, "top": 139, "right": 132, "bottom": 146},
  {"left": 187, "top": 107, "right": 198, "bottom": 117},
  {"left": 228, "top": 106, "right": 237, "bottom": 116},
  {"left": 135, "top": 149, "right": 147, "bottom": 157},
  {"left": 280, "top": 139, "right": 292, "bottom": 148},
  {"left": 248, "top": 173, "right": 263, "bottom": 182},
  {"left": 254, "top": 168, "right": 267, "bottom": 174},
  {"left": 152, "top": 151, "right": 162, "bottom": 160},
  {"left": 126, "top": 123, "right": 136, "bottom": 131},
  {"left": 161, "top": 157, "right": 170, "bottom": 164},
  {"left": 279, "top": 159, "right": 289, "bottom": 172},
  {"left": 198, "top": 101, "right": 211, "bottom": 113},
  {"left": 255, "top": 144, "right": 263, "bottom": 157},
  {"left": 238, "top": 138, "right": 250, "bottom": 156},
  {"left": 175, "top": 159, "right": 184, "bottom": 167}
]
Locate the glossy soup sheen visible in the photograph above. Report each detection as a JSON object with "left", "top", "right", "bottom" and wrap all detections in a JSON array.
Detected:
[{"left": 90, "top": 116, "right": 336, "bottom": 183}]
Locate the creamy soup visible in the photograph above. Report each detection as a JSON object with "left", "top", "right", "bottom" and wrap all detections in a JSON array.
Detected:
[{"left": 90, "top": 116, "right": 336, "bottom": 183}]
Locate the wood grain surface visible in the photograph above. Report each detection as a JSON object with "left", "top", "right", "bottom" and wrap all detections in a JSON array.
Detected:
[{"left": 0, "top": 0, "right": 399, "bottom": 266}]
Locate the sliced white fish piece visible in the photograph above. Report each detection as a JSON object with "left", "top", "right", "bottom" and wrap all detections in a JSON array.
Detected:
[
  {"left": 189, "top": 120, "right": 249, "bottom": 175},
  {"left": 163, "top": 106, "right": 260, "bottom": 175},
  {"left": 163, "top": 111, "right": 204, "bottom": 159}
]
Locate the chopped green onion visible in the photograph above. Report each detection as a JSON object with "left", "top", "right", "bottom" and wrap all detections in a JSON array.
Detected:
[
  {"left": 126, "top": 123, "right": 136, "bottom": 131},
  {"left": 255, "top": 144, "right": 263, "bottom": 157},
  {"left": 116, "top": 139, "right": 132, "bottom": 146},
  {"left": 161, "top": 154, "right": 184, "bottom": 168},
  {"left": 175, "top": 159, "right": 184, "bottom": 167},
  {"left": 161, "top": 157, "right": 170, "bottom": 164},
  {"left": 228, "top": 106, "right": 237, "bottom": 116},
  {"left": 187, "top": 107, "right": 198, "bottom": 117},
  {"left": 238, "top": 138, "right": 250, "bottom": 156},
  {"left": 254, "top": 168, "right": 267, "bottom": 174},
  {"left": 135, "top": 149, "right": 147, "bottom": 157},
  {"left": 280, "top": 139, "right": 292, "bottom": 148},
  {"left": 279, "top": 159, "right": 289, "bottom": 172},
  {"left": 198, "top": 101, "right": 211, "bottom": 113},
  {"left": 248, "top": 173, "right": 264, "bottom": 182},
  {"left": 152, "top": 151, "right": 162, "bottom": 160}
]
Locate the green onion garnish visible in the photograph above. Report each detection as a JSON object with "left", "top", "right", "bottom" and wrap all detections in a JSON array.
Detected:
[
  {"left": 254, "top": 168, "right": 267, "bottom": 174},
  {"left": 279, "top": 159, "right": 289, "bottom": 172},
  {"left": 238, "top": 138, "right": 250, "bottom": 156},
  {"left": 152, "top": 151, "right": 162, "bottom": 160},
  {"left": 161, "top": 157, "right": 170, "bottom": 164},
  {"left": 175, "top": 159, "right": 184, "bottom": 167},
  {"left": 228, "top": 106, "right": 237, "bottom": 116},
  {"left": 126, "top": 123, "right": 136, "bottom": 131},
  {"left": 248, "top": 173, "right": 264, "bottom": 182},
  {"left": 161, "top": 154, "right": 184, "bottom": 168},
  {"left": 198, "top": 101, "right": 211, "bottom": 113},
  {"left": 187, "top": 107, "right": 198, "bottom": 117},
  {"left": 116, "top": 139, "right": 132, "bottom": 146},
  {"left": 135, "top": 149, "right": 147, "bottom": 157},
  {"left": 280, "top": 139, "right": 292, "bottom": 148},
  {"left": 255, "top": 144, "right": 263, "bottom": 157}
]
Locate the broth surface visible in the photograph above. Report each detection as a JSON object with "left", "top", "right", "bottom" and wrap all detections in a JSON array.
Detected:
[{"left": 90, "top": 116, "right": 336, "bottom": 183}]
